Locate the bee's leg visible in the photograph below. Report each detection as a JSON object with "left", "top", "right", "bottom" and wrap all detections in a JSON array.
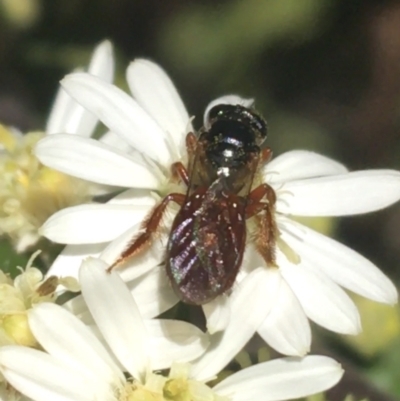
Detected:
[
  {"left": 260, "top": 146, "right": 273, "bottom": 163},
  {"left": 246, "top": 183, "right": 276, "bottom": 206},
  {"left": 107, "top": 193, "right": 185, "bottom": 272},
  {"left": 186, "top": 132, "right": 197, "bottom": 156},
  {"left": 171, "top": 132, "right": 195, "bottom": 186},
  {"left": 245, "top": 183, "right": 277, "bottom": 267},
  {"left": 171, "top": 162, "right": 189, "bottom": 186}
]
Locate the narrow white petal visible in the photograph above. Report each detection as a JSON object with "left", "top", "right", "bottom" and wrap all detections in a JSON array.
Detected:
[
  {"left": 53, "top": 99, "right": 97, "bottom": 138},
  {"left": 214, "top": 355, "right": 343, "bottom": 401},
  {"left": 46, "top": 191, "right": 156, "bottom": 279},
  {"left": 281, "top": 219, "right": 398, "bottom": 304},
  {"left": 46, "top": 41, "right": 114, "bottom": 137},
  {"left": 202, "top": 296, "right": 230, "bottom": 334},
  {"left": 41, "top": 203, "right": 154, "bottom": 244},
  {"left": 278, "top": 170, "right": 400, "bottom": 216},
  {"left": 0, "top": 347, "right": 99, "bottom": 401},
  {"left": 108, "top": 188, "right": 156, "bottom": 206},
  {"left": 68, "top": 40, "right": 114, "bottom": 138},
  {"left": 80, "top": 258, "right": 149, "bottom": 380},
  {"left": 266, "top": 150, "right": 348, "bottom": 184},
  {"left": 100, "top": 222, "right": 169, "bottom": 282},
  {"left": 191, "top": 268, "right": 280, "bottom": 381},
  {"left": 258, "top": 272, "right": 311, "bottom": 356},
  {"left": 279, "top": 255, "right": 361, "bottom": 334},
  {"left": 146, "top": 319, "right": 209, "bottom": 370},
  {"left": 87, "top": 40, "right": 114, "bottom": 83},
  {"left": 203, "top": 95, "right": 254, "bottom": 127},
  {"left": 63, "top": 294, "right": 89, "bottom": 319},
  {"left": 99, "top": 130, "right": 133, "bottom": 153},
  {"left": 46, "top": 87, "right": 77, "bottom": 135},
  {"left": 61, "top": 73, "right": 171, "bottom": 165},
  {"left": 46, "top": 243, "right": 105, "bottom": 279},
  {"left": 35, "top": 134, "right": 161, "bottom": 188},
  {"left": 29, "top": 303, "right": 122, "bottom": 382},
  {"left": 127, "top": 59, "right": 191, "bottom": 151},
  {"left": 127, "top": 266, "right": 178, "bottom": 318}
]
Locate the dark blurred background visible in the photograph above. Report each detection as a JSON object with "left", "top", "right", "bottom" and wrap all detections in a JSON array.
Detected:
[{"left": 1, "top": 0, "right": 400, "bottom": 400}]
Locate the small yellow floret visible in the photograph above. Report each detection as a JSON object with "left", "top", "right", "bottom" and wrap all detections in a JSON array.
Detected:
[
  {"left": 2, "top": 313, "right": 36, "bottom": 347},
  {"left": 164, "top": 378, "right": 191, "bottom": 401},
  {"left": 0, "top": 251, "right": 79, "bottom": 347},
  {"left": 119, "top": 381, "right": 164, "bottom": 401},
  {"left": 0, "top": 126, "right": 92, "bottom": 252}
]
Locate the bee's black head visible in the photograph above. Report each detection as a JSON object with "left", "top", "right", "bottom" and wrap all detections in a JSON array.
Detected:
[{"left": 207, "top": 104, "right": 267, "bottom": 146}]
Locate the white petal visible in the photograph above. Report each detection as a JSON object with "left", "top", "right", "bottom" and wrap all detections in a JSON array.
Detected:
[
  {"left": 60, "top": 41, "right": 115, "bottom": 137},
  {"left": 40, "top": 203, "right": 154, "bottom": 244},
  {"left": 107, "top": 188, "right": 156, "bottom": 206},
  {"left": 52, "top": 96, "right": 97, "bottom": 138},
  {"left": 146, "top": 319, "right": 209, "bottom": 370},
  {"left": 202, "top": 295, "right": 230, "bottom": 334},
  {"left": 278, "top": 170, "right": 400, "bottom": 216},
  {"left": 46, "top": 243, "right": 105, "bottom": 280},
  {"left": 46, "top": 86, "right": 77, "bottom": 135},
  {"left": 46, "top": 41, "right": 114, "bottom": 137},
  {"left": 0, "top": 347, "right": 100, "bottom": 401},
  {"left": 99, "top": 130, "right": 133, "bottom": 153},
  {"left": 203, "top": 95, "right": 254, "bottom": 128},
  {"left": 63, "top": 294, "right": 89, "bottom": 320},
  {"left": 61, "top": 73, "right": 171, "bottom": 165},
  {"left": 191, "top": 268, "right": 280, "bottom": 381},
  {"left": 100, "top": 222, "right": 168, "bottom": 282},
  {"left": 35, "top": 134, "right": 161, "bottom": 188},
  {"left": 258, "top": 272, "right": 311, "bottom": 356},
  {"left": 127, "top": 59, "right": 191, "bottom": 152},
  {"left": 80, "top": 258, "right": 149, "bottom": 380},
  {"left": 281, "top": 219, "right": 398, "bottom": 304},
  {"left": 127, "top": 266, "right": 178, "bottom": 318},
  {"left": 279, "top": 255, "right": 361, "bottom": 334},
  {"left": 29, "top": 303, "right": 122, "bottom": 382},
  {"left": 214, "top": 355, "right": 343, "bottom": 401},
  {"left": 266, "top": 150, "right": 348, "bottom": 184},
  {"left": 87, "top": 40, "right": 114, "bottom": 83}
]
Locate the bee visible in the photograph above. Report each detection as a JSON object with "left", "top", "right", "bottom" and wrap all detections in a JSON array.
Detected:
[{"left": 108, "top": 103, "right": 277, "bottom": 305}]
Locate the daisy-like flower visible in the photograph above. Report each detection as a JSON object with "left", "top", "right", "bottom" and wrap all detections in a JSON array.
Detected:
[
  {"left": 35, "top": 58, "right": 400, "bottom": 357},
  {"left": 0, "top": 251, "right": 78, "bottom": 349},
  {"left": 0, "top": 250, "right": 78, "bottom": 398},
  {"left": 0, "top": 40, "right": 114, "bottom": 252},
  {"left": 0, "top": 258, "right": 343, "bottom": 401}
]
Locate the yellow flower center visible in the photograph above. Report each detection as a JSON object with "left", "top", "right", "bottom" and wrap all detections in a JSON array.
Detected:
[
  {"left": 0, "top": 126, "right": 93, "bottom": 251},
  {"left": 0, "top": 251, "right": 79, "bottom": 347},
  {"left": 2, "top": 313, "right": 36, "bottom": 347},
  {"left": 119, "top": 381, "right": 164, "bottom": 401},
  {"left": 163, "top": 378, "right": 190, "bottom": 401},
  {"left": 115, "top": 364, "right": 227, "bottom": 401}
]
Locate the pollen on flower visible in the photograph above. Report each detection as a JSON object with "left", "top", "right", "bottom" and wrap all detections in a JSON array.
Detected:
[
  {"left": 116, "top": 364, "right": 228, "bottom": 401},
  {"left": 163, "top": 377, "right": 190, "bottom": 401},
  {"left": 163, "top": 363, "right": 227, "bottom": 401},
  {"left": 0, "top": 125, "right": 93, "bottom": 252},
  {"left": 118, "top": 380, "right": 165, "bottom": 401},
  {"left": 0, "top": 251, "right": 79, "bottom": 347}
]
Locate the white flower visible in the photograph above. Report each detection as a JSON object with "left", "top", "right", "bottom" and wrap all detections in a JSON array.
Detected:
[
  {"left": 35, "top": 58, "right": 400, "bottom": 357},
  {"left": 0, "top": 250, "right": 78, "bottom": 349},
  {"left": 0, "top": 40, "right": 115, "bottom": 252},
  {"left": 0, "top": 258, "right": 343, "bottom": 401}
]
